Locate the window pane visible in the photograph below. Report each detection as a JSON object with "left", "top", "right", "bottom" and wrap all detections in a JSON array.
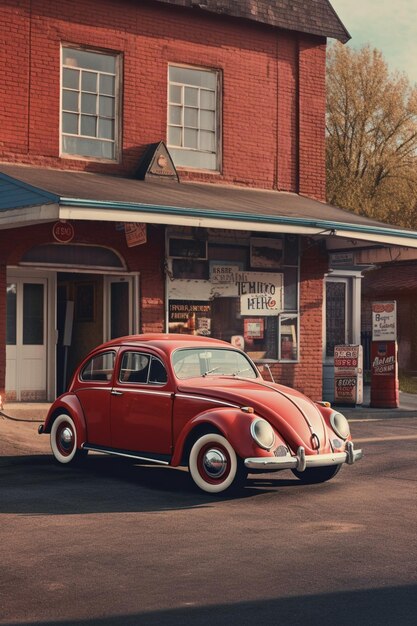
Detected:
[
  {"left": 120, "top": 352, "right": 150, "bottom": 384},
  {"left": 81, "top": 71, "right": 97, "bottom": 93},
  {"left": 200, "top": 89, "right": 215, "bottom": 109},
  {"left": 280, "top": 317, "right": 298, "bottom": 360},
  {"left": 81, "top": 115, "right": 97, "bottom": 137},
  {"left": 98, "top": 118, "right": 114, "bottom": 139},
  {"left": 81, "top": 92, "right": 97, "bottom": 114},
  {"left": 200, "top": 109, "right": 215, "bottom": 131},
  {"left": 99, "top": 96, "right": 115, "bottom": 117},
  {"left": 63, "top": 68, "right": 79, "bottom": 89},
  {"left": 62, "top": 112, "right": 79, "bottom": 134},
  {"left": 81, "top": 352, "right": 115, "bottom": 381},
  {"left": 100, "top": 74, "right": 115, "bottom": 96},
  {"left": 200, "top": 130, "right": 215, "bottom": 151},
  {"left": 283, "top": 267, "right": 298, "bottom": 310},
  {"left": 184, "top": 107, "right": 198, "bottom": 127},
  {"left": 169, "top": 66, "right": 216, "bottom": 89},
  {"left": 63, "top": 48, "right": 116, "bottom": 73},
  {"left": 169, "top": 84, "right": 182, "bottom": 104},
  {"left": 63, "top": 90, "right": 79, "bottom": 112},
  {"left": 184, "top": 86, "right": 198, "bottom": 106},
  {"left": 62, "top": 135, "right": 114, "bottom": 159},
  {"left": 168, "top": 126, "right": 182, "bottom": 146},
  {"left": 169, "top": 105, "right": 182, "bottom": 125},
  {"left": 184, "top": 128, "right": 198, "bottom": 149},
  {"left": 23, "top": 284, "right": 44, "bottom": 345},
  {"left": 6, "top": 284, "right": 17, "bottom": 345}
]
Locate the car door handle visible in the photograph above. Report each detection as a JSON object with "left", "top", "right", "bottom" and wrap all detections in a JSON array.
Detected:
[{"left": 111, "top": 390, "right": 123, "bottom": 396}]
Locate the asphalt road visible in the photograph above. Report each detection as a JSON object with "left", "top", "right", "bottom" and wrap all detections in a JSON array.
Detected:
[{"left": 1, "top": 416, "right": 416, "bottom": 626}]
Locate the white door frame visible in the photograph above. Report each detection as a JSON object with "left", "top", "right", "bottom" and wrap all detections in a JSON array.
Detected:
[{"left": 6, "top": 268, "right": 56, "bottom": 401}]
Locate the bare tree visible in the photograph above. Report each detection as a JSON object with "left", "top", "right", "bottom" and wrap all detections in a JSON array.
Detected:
[{"left": 326, "top": 43, "right": 417, "bottom": 228}]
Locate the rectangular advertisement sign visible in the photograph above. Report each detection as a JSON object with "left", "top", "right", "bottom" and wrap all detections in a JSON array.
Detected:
[
  {"left": 372, "top": 301, "right": 397, "bottom": 341},
  {"left": 334, "top": 345, "right": 363, "bottom": 405}
]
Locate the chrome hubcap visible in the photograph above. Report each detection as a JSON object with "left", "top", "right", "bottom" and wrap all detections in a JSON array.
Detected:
[
  {"left": 60, "top": 427, "right": 73, "bottom": 451},
  {"left": 203, "top": 448, "right": 228, "bottom": 479}
]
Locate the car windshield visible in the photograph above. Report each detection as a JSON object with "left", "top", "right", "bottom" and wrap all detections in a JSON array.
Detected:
[{"left": 172, "top": 348, "right": 259, "bottom": 380}]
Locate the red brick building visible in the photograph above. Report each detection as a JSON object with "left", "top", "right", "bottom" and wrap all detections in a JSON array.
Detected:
[{"left": 1, "top": 0, "right": 416, "bottom": 403}]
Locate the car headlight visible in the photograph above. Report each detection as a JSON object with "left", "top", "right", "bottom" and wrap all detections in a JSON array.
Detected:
[
  {"left": 330, "top": 411, "right": 350, "bottom": 440},
  {"left": 250, "top": 418, "right": 276, "bottom": 450}
]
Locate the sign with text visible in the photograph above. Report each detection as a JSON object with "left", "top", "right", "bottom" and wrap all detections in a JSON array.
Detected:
[
  {"left": 168, "top": 300, "right": 211, "bottom": 335},
  {"left": 370, "top": 341, "right": 399, "bottom": 408},
  {"left": 210, "top": 264, "right": 241, "bottom": 284},
  {"left": 239, "top": 272, "right": 283, "bottom": 316},
  {"left": 372, "top": 301, "right": 397, "bottom": 341},
  {"left": 125, "top": 223, "right": 147, "bottom": 247},
  {"left": 334, "top": 345, "right": 363, "bottom": 405}
]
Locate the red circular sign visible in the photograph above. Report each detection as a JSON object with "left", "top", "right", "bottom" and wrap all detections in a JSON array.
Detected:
[{"left": 52, "top": 221, "right": 74, "bottom": 243}]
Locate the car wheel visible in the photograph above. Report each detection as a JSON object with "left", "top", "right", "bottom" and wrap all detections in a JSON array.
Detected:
[
  {"left": 292, "top": 464, "right": 341, "bottom": 484},
  {"left": 50, "top": 414, "right": 83, "bottom": 464},
  {"left": 189, "top": 433, "right": 247, "bottom": 494}
]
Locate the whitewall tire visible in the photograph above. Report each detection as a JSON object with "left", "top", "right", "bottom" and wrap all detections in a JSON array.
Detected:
[
  {"left": 50, "top": 414, "right": 79, "bottom": 464},
  {"left": 189, "top": 433, "right": 245, "bottom": 494}
]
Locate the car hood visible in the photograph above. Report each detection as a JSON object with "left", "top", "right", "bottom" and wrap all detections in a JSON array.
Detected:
[{"left": 177, "top": 377, "right": 329, "bottom": 454}]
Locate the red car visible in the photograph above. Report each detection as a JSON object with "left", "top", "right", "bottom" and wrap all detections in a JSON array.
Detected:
[{"left": 39, "top": 334, "right": 363, "bottom": 494}]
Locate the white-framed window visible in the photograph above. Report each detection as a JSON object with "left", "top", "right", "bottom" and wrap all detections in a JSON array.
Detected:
[
  {"left": 61, "top": 46, "right": 120, "bottom": 160},
  {"left": 167, "top": 65, "right": 220, "bottom": 171}
]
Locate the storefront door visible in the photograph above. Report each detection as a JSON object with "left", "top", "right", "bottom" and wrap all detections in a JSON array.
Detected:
[{"left": 6, "top": 277, "right": 48, "bottom": 401}]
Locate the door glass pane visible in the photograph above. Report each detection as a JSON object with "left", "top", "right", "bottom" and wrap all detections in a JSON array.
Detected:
[
  {"left": 6, "top": 283, "right": 17, "bottom": 345},
  {"left": 110, "top": 281, "right": 129, "bottom": 339},
  {"left": 23, "top": 283, "right": 44, "bottom": 345},
  {"left": 326, "top": 282, "right": 346, "bottom": 357}
]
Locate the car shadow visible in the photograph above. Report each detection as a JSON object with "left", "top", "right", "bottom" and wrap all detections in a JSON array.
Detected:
[{"left": 0, "top": 452, "right": 306, "bottom": 516}]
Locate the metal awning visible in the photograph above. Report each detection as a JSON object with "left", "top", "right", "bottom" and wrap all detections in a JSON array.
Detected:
[{"left": 1, "top": 164, "right": 417, "bottom": 249}]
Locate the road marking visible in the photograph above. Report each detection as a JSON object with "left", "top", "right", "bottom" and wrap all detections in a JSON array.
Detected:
[{"left": 355, "top": 434, "right": 417, "bottom": 443}]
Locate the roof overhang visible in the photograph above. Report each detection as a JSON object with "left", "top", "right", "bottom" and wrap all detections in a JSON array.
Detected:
[{"left": 1, "top": 165, "right": 417, "bottom": 250}]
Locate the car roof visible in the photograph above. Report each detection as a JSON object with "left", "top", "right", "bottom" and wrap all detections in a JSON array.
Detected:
[{"left": 96, "top": 334, "right": 232, "bottom": 356}]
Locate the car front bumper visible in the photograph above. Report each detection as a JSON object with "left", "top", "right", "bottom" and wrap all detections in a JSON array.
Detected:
[{"left": 244, "top": 441, "right": 363, "bottom": 472}]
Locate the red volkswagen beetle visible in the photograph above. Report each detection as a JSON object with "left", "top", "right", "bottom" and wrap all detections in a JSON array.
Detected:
[{"left": 39, "top": 335, "right": 363, "bottom": 494}]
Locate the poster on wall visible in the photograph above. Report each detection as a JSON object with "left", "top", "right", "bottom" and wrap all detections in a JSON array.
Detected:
[
  {"left": 125, "top": 223, "right": 147, "bottom": 247},
  {"left": 168, "top": 300, "right": 212, "bottom": 335},
  {"left": 244, "top": 318, "right": 264, "bottom": 340},
  {"left": 238, "top": 272, "right": 283, "bottom": 316},
  {"left": 372, "top": 301, "right": 397, "bottom": 341}
]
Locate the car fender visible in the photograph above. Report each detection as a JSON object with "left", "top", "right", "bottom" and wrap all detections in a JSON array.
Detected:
[
  {"left": 171, "top": 408, "right": 283, "bottom": 467},
  {"left": 42, "top": 394, "right": 87, "bottom": 445}
]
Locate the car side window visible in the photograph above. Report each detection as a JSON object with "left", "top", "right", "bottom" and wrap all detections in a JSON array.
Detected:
[
  {"left": 149, "top": 357, "right": 168, "bottom": 384},
  {"left": 81, "top": 351, "right": 115, "bottom": 382},
  {"left": 119, "top": 352, "right": 167, "bottom": 385}
]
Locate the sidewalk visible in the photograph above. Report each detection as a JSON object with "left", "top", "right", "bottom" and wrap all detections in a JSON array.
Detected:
[{"left": 2, "top": 386, "right": 417, "bottom": 423}]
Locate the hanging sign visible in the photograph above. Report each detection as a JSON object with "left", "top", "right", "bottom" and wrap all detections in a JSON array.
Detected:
[
  {"left": 125, "top": 223, "right": 147, "bottom": 247},
  {"left": 52, "top": 221, "right": 74, "bottom": 243},
  {"left": 372, "top": 301, "right": 397, "bottom": 341}
]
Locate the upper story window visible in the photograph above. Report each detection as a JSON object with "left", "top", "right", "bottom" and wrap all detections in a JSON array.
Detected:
[
  {"left": 167, "top": 65, "right": 220, "bottom": 171},
  {"left": 61, "top": 47, "right": 120, "bottom": 161}
]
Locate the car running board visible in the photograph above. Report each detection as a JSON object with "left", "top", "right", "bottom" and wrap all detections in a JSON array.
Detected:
[{"left": 81, "top": 443, "right": 170, "bottom": 466}]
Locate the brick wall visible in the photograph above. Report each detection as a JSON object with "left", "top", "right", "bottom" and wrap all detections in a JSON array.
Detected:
[
  {"left": 0, "top": 263, "right": 6, "bottom": 400},
  {"left": 268, "top": 239, "right": 328, "bottom": 400},
  {"left": 0, "top": 0, "right": 327, "bottom": 198}
]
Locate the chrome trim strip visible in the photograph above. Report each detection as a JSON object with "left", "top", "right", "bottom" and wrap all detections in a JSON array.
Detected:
[
  {"left": 244, "top": 443, "right": 363, "bottom": 471},
  {"left": 113, "top": 388, "right": 172, "bottom": 397},
  {"left": 175, "top": 393, "right": 240, "bottom": 409},
  {"left": 82, "top": 444, "right": 170, "bottom": 465}
]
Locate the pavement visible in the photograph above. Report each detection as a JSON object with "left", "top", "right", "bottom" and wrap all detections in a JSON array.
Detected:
[{"left": 1, "top": 385, "right": 417, "bottom": 425}]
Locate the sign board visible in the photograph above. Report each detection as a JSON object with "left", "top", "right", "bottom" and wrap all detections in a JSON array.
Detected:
[
  {"left": 125, "top": 223, "right": 147, "bottom": 247},
  {"left": 334, "top": 345, "right": 363, "bottom": 405},
  {"left": 168, "top": 300, "right": 211, "bottom": 335},
  {"left": 238, "top": 272, "right": 283, "bottom": 316},
  {"left": 52, "top": 221, "right": 74, "bottom": 243},
  {"left": 210, "top": 264, "right": 241, "bottom": 284},
  {"left": 372, "top": 301, "right": 397, "bottom": 341}
]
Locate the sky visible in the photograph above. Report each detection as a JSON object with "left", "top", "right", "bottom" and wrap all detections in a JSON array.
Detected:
[{"left": 330, "top": 0, "right": 417, "bottom": 84}]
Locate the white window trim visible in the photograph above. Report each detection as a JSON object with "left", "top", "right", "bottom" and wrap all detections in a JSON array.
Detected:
[
  {"left": 59, "top": 44, "right": 122, "bottom": 163},
  {"left": 167, "top": 63, "right": 222, "bottom": 172}
]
